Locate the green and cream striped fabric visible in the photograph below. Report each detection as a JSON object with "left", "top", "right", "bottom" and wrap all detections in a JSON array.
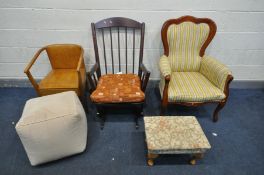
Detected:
[
  {"left": 200, "top": 56, "right": 232, "bottom": 91},
  {"left": 159, "top": 72, "right": 225, "bottom": 102},
  {"left": 159, "top": 55, "right": 171, "bottom": 77},
  {"left": 167, "top": 22, "right": 209, "bottom": 72}
]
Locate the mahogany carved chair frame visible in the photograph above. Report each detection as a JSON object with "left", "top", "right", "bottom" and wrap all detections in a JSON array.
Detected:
[
  {"left": 87, "top": 17, "right": 150, "bottom": 129},
  {"left": 160, "top": 16, "right": 233, "bottom": 122}
]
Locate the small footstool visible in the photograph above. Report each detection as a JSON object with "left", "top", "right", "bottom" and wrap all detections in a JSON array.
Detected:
[
  {"left": 144, "top": 116, "right": 211, "bottom": 166},
  {"left": 15, "top": 91, "right": 87, "bottom": 166}
]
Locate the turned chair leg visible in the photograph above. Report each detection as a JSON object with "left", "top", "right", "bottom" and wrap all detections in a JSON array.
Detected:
[
  {"left": 135, "top": 105, "right": 143, "bottom": 129},
  {"left": 147, "top": 153, "right": 159, "bottom": 166},
  {"left": 190, "top": 153, "right": 204, "bottom": 165},
  {"left": 135, "top": 116, "right": 139, "bottom": 129},
  {"left": 160, "top": 102, "right": 168, "bottom": 115},
  {"left": 81, "top": 92, "right": 88, "bottom": 113},
  {"left": 213, "top": 102, "right": 226, "bottom": 122},
  {"left": 96, "top": 107, "right": 105, "bottom": 130}
]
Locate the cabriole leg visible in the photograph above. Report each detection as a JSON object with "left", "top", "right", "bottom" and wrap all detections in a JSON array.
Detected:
[{"left": 213, "top": 102, "right": 226, "bottom": 122}]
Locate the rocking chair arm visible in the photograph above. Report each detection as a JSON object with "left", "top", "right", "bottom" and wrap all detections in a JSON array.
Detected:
[
  {"left": 87, "top": 63, "right": 99, "bottom": 93},
  {"left": 139, "top": 63, "right": 151, "bottom": 92}
]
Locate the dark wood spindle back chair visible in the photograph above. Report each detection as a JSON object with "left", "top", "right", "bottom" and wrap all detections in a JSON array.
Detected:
[{"left": 87, "top": 17, "right": 150, "bottom": 129}]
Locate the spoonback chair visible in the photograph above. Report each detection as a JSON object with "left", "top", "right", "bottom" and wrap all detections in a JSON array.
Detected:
[
  {"left": 159, "top": 16, "right": 233, "bottom": 122},
  {"left": 88, "top": 17, "right": 150, "bottom": 129}
]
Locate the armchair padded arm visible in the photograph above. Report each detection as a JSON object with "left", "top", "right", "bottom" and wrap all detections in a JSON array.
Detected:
[
  {"left": 200, "top": 55, "right": 232, "bottom": 91},
  {"left": 159, "top": 55, "right": 171, "bottom": 78}
]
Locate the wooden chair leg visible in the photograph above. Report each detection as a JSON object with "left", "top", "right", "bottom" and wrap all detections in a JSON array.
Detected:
[
  {"left": 96, "top": 107, "right": 105, "bottom": 130},
  {"left": 135, "top": 115, "right": 139, "bottom": 129},
  {"left": 160, "top": 101, "right": 168, "bottom": 116},
  {"left": 190, "top": 153, "right": 204, "bottom": 165},
  {"left": 213, "top": 101, "right": 226, "bottom": 122},
  {"left": 81, "top": 92, "right": 88, "bottom": 113},
  {"left": 147, "top": 153, "right": 159, "bottom": 166},
  {"left": 135, "top": 105, "right": 143, "bottom": 129}
]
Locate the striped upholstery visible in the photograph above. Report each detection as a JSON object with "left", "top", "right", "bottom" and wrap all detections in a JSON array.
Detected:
[
  {"left": 200, "top": 56, "right": 232, "bottom": 91},
  {"left": 167, "top": 22, "right": 209, "bottom": 72},
  {"left": 159, "top": 72, "right": 225, "bottom": 102},
  {"left": 159, "top": 55, "right": 171, "bottom": 77}
]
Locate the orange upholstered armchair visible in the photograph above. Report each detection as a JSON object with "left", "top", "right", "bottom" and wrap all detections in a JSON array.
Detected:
[{"left": 24, "top": 44, "right": 87, "bottom": 103}]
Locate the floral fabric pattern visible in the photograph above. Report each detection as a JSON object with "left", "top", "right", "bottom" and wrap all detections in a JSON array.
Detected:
[
  {"left": 90, "top": 74, "right": 145, "bottom": 103},
  {"left": 144, "top": 116, "right": 211, "bottom": 154}
]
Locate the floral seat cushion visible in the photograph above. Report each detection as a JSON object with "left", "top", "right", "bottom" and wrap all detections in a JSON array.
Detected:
[{"left": 90, "top": 74, "right": 145, "bottom": 103}]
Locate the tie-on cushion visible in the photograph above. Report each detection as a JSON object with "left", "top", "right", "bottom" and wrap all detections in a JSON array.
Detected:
[
  {"left": 90, "top": 74, "right": 145, "bottom": 103},
  {"left": 159, "top": 72, "right": 225, "bottom": 102}
]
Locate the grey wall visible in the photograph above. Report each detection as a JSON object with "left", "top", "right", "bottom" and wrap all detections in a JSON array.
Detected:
[{"left": 0, "top": 0, "right": 264, "bottom": 80}]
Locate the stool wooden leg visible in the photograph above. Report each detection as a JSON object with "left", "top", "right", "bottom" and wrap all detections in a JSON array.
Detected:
[
  {"left": 190, "top": 153, "right": 204, "bottom": 165},
  {"left": 147, "top": 153, "right": 159, "bottom": 166}
]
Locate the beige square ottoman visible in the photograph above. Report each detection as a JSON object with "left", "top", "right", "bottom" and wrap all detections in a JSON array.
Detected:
[
  {"left": 15, "top": 91, "right": 87, "bottom": 166},
  {"left": 144, "top": 116, "right": 211, "bottom": 166}
]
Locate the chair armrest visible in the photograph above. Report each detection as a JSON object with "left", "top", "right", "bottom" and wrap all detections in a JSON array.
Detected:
[
  {"left": 200, "top": 55, "right": 233, "bottom": 91},
  {"left": 159, "top": 55, "right": 171, "bottom": 104},
  {"left": 77, "top": 47, "right": 84, "bottom": 72},
  {"left": 87, "top": 63, "right": 99, "bottom": 93},
  {"left": 159, "top": 55, "right": 171, "bottom": 78},
  {"left": 139, "top": 63, "right": 151, "bottom": 92},
  {"left": 24, "top": 47, "right": 46, "bottom": 95},
  {"left": 24, "top": 47, "right": 46, "bottom": 73}
]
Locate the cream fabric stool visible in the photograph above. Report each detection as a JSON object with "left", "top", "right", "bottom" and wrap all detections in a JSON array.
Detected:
[{"left": 15, "top": 91, "right": 87, "bottom": 166}]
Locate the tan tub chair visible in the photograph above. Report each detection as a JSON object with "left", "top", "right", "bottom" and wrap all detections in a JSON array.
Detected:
[{"left": 24, "top": 44, "right": 87, "bottom": 103}]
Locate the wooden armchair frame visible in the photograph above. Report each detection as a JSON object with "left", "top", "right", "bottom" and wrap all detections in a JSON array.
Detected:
[
  {"left": 87, "top": 17, "right": 150, "bottom": 129},
  {"left": 24, "top": 44, "right": 87, "bottom": 103},
  {"left": 160, "top": 16, "right": 233, "bottom": 122}
]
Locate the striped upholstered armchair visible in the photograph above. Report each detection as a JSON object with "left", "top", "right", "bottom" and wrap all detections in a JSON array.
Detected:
[{"left": 159, "top": 16, "right": 233, "bottom": 122}]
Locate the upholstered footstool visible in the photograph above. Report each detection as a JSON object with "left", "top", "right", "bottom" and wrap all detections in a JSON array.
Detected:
[
  {"left": 144, "top": 116, "right": 211, "bottom": 166},
  {"left": 15, "top": 91, "right": 87, "bottom": 166}
]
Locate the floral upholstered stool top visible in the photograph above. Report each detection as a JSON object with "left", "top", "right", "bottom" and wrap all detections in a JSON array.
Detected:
[{"left": 144, "top": 116, "right": 211, "bottom": 166}]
